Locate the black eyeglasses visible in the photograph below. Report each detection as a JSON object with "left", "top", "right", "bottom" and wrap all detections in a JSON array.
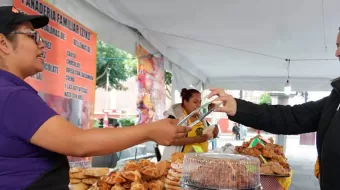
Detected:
[{"left": 10, "top": 30, "right": 42, "bottom": 44}]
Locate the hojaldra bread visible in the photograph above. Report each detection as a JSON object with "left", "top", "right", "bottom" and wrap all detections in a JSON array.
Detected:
[
  {"left": 69, "top": 182, "right": 89, "bottom": 190},
  {"left": 69, "top": 167, "right": 84, "bottom": 173},
  {"left": 235, "top": 135, "right": 291, "bottom": 175},
  {"left": 69, "top": 153, "right": 183, "bottom": 190},
  {"left": 164, "top": 152, "right": 184, "bottom": 189},
  {"left": 181, "top": 153, "right": 261, "bottom": 189},
  {"left": 83, "top": 167, "right": 109, "bottom": 177}
]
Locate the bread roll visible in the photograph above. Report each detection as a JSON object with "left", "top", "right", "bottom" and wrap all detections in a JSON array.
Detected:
[
  {"left": 70, "top": 171, "right": 87, "bottom": 179},
  {"left": 70, "top": 183, "right": 89, "bottom": 190},
  {"left": 84, "top": 167, "right": 109, "bottom": 177},
  {"left": 70, "top": 167, "right": 84, "bottom": 173},
  {"left": 82, "top": 177, "right": 99, "bottom": 185},
  {"left": 70, "top": 178, "right": 81, "bottom": 184}
]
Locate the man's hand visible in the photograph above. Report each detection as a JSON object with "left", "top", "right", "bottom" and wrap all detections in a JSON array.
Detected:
[
  {"left": 147, "top": 119, "right": 191, "bottom": 146},
  {"left": 208, "top": 88, "right": 237, "bottom": 116},
  {"left": 207, "top": 88, "right": 228, "bottom": 98}
]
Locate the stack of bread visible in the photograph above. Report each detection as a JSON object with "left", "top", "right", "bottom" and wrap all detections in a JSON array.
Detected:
[
  {"left": 164, "top": 152, "right": 184, "bottom": 190},
  {"left": 69, "top": 152, "right": 186, "bottom": 190},
  {"left": 235, "top": 135, "right": 290, "bottom": 176},
  {"left": 85, "top": 159, "right": 170, "bottom": 190},
  {"left": 69, "top": 167, "right": 109, "bottom": 190}
]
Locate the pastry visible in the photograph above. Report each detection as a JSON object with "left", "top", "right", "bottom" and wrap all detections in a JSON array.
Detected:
[
  {"left": 82, "top": 177, "right": 98, "bottom": 185},
  {"left": 70, "top": 178, "right": 81, "bottom": 184},
  {"left": 165, "top": 155, "right": 183, "bottom": 189},
  {"left": 188, "top": 158, "right": 257, "bottom": 189},
  {"left": 170, "top": 162, "right": 182, "bottom": 173},
  {"left": 70, "top": 167, "right": 84, "bottom": 173},
  {"left": 121, "top": 170, "right": 141, "bottom": 182},
  {"left": 164, "top": 183, "right": 182, "bottom": 190},
  {"left": 69, "top": 171, "right": 88, "bottom": 179},
  {"left": 140, "top": 165, "right": 159, "bottom": 178},
  {"left": 130, "top": 182, "right": 147, "bottom": 190},
  {"left": 235, "top": 135, "right": 290, "bottom": 175},
  {"left": 155, "top": 160, "right": 168, "bottom": 177},
  {"left": 138, "top": 159, "right": 155, "bottom": 169},
  {"left": 165, "top": 178, "right": 180, "bottom": 187},
  {"left": 167, "top": 169, "right": 181, "bottom": 179},
  {"left": 83, "top": 167, "right": 109, "bottom": 177},
  {"left": 124, "top": 160, "right": 139, "bottom": 171},
  {"left": 110, "top": 184, "right": 125, "bottom": 190},
  {"left": 147, "top": 180, "right": 164, "bottom": 190},
  {"left": 122, "top": 182, "right": 131, "bottom": 189},
  {"left": 70, "top": 183, "right": 89, "bottom": 190},
  {"left": 69, "top": 154, "right": 185, "bottom": 190},
  {"left": 87, "top": 186, "right": 99, "bottom": 190},
  {"left": 96, "top": 179, "right": 111, "bottom": 190},
  {"left": 170, "top": 152, "right": 184, "bottom": 163},
  {"left": 105, "top": 172, "right": 126, "bottom": 185}
]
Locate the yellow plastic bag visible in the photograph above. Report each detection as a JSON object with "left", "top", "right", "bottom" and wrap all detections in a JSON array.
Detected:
[{"left": 276, "top": 170, "right": 293, "bottom": 190}]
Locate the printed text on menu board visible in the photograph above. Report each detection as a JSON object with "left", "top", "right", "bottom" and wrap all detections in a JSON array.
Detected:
[{"left": 14, "top": 0, "right": 97, "bottom": 102}]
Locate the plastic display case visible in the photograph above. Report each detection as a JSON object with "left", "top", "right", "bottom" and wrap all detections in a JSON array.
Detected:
[{"left": 181, "top": 153, "right": 262, "bottom": 190}]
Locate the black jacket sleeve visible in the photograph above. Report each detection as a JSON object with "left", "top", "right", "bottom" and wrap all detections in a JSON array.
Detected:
[{"left": 228, "top": 97, "right": 327, "bottom": 135}]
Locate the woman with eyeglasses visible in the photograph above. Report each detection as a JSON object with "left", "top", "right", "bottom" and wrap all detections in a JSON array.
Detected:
[{"left": 0, "top": 6, "right": 190, "bottom": 190}]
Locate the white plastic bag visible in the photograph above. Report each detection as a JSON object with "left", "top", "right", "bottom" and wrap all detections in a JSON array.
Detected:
[{"left": 213, "top": 143, "right": 236, "bottom": 154}]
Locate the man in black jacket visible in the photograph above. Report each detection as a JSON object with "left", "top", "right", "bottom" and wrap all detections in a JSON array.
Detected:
[
  {"left": 207, "top": 31, "right": 340, "bottom": 190},
  {"left": 209, "top": 85, "right": 339, "bottom": 190}
]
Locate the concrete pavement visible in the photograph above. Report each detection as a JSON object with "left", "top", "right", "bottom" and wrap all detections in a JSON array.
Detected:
[{"left": 285, "top": 136, "right": 320, "bottom": 190}]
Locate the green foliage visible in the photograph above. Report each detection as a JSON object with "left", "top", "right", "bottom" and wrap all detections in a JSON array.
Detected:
[
  {"left": 125, "top": 59, "right": 138, "bottom": 77},
  {"left": 118, "top": 117, "right": 136, "bottom": 127},
  {"left": 164, "top": 71, "right": 172, "bottom": 99},
  {"left": 259, "top": 93, "right": 272, "bottom": 105},
  {"left": 93, "top": 119, "right": 101, "bottom": 128},
  {"left": 96, "top": 40, "right": 135, "bottom": 90},
  {"left": 95, "top": 118, "right": 119, "bottom": 128},
  {"left": 96, "top": 39, "right": 171, "bottom": 94},
  {"left": 165, "top": 71, "right": 172, "bottom": 85}
]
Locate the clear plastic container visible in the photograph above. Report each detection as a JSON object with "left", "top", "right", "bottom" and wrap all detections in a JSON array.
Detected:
[{"left": 181, "top": 153, "right": 261, "bottom": 190}]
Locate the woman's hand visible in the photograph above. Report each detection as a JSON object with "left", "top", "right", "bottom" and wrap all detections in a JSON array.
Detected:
[
  {"left": 31, "top": 117, "right": 191, "bottom": 157},
  {"left": 147, "top": 119, "right": 192, "bottom": 146},
  {"left": 208, "top": 88, "right": 237, "bottom": 116},
  {"left": 203, "top": 133, "right": 213, "bottom": 141}
]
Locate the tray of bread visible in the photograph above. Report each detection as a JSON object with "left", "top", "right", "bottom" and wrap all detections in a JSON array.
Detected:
[
  {"left": 180, "top": 153, "right": 261, "bottom": 190},
  {"left": 69, "top": 152, "right": 185, "bottom": 190},
  {"left": 235, "top": 135, "right": 291, "bottom": 177},
  {"left": 69, "top": 167, "right": 110, "bottom": 190}
]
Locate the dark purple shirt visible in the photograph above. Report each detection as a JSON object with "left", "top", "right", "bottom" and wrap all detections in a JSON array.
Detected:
[{"left": 0, "top": 70, "right": 58, "bottom": 189}]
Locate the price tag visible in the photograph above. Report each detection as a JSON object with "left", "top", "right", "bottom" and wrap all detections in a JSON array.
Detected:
[{"left": 192, "top": 145, "right": 204, "bottom": 153}]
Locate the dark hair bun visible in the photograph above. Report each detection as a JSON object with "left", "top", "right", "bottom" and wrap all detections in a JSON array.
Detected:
[{"left": 180, "top": 88, "right": 188, "bottom": 97}]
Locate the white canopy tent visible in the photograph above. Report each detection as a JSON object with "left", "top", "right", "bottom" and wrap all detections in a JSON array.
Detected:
[{"left": 11, "top": 0, "right": 340, "bottom": 91}]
